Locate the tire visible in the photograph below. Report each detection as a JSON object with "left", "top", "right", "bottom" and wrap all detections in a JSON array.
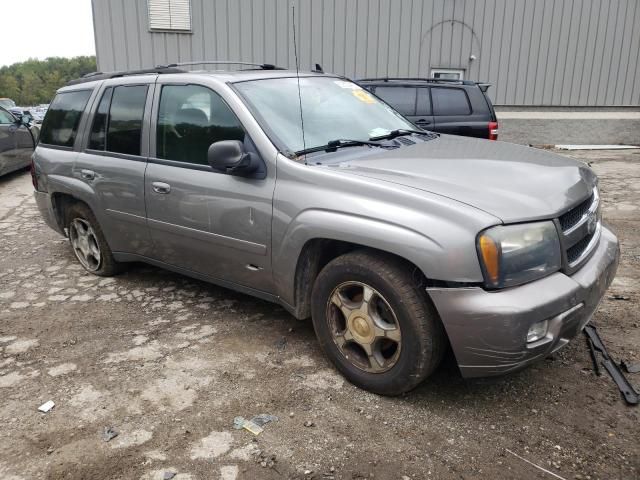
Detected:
[
  {"left": 65, "top": 203, "right": 121, "bottom": 276},
  {"left": 311, "top": 250, "right": 446, "bottom": 395}
]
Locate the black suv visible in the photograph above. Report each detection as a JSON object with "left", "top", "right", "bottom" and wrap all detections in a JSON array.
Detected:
[{"left": 357, "top": 78, "right": 498, "bottom": 140}]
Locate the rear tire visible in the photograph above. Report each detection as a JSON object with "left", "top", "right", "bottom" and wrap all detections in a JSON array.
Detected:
[
  {"left": 311, "top": 250, "right": 446, "bottom": 395},
  {"left": 66, "top": 203, "right": 121, "bottom": 276}
]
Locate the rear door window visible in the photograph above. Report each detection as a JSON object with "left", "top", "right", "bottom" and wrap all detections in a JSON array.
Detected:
[
  {"left": 107, "top": 85, "right": 148, "bottom": 156},
  {"left": 88, "top": 87, "right": 113, "bottom": 150},
  {"left": 156, "top": 84, "right": 245, "bottom": 165},
  {"left": 374, "top": 86, "right": 417, "bottom": 116},
  {"left": 39, "top": 90, "right": 92, "bottom": 147},
  {"left": 431, "top": 88, "right": 471, "bottom": 116},
  {"left": 87, "top": 85, "right": 148, "bottom": 156}
]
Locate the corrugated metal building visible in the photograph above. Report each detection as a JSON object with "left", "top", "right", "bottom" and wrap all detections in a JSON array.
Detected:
[{"left": 91, "top": 0, "right": 640, "bottom": 107}]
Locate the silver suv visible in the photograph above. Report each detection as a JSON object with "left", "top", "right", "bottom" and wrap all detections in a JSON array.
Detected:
[{"left": 33, "top": 66, "right": 619, "bottom": 395}]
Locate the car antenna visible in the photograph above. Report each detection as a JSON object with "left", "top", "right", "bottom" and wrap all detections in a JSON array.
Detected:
[{"left": 292, "top": 3, "right": 307, "bottom": 161}]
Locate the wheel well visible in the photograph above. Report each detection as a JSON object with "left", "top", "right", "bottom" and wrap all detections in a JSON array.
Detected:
[
  {"left": 292, "top": 239, "right": 428, "bottom": 319},
  {"left": 50, "top": 193, "right": 88, "bottom": 233}
]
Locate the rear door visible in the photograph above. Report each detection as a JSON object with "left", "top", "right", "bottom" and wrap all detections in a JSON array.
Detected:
[
  {"left": 431, "top": 86, "right": 488, "bottom": 138},
  {"left": 144, "top": 80, "right": 276, "bottom": 293},
  {"left": 74, "top": 76, "right": 155, "bottom": 257}
]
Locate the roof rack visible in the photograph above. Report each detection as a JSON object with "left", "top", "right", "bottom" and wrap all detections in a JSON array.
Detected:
[
  {"left": 157, "top": 61, "right": 284, "bottom": 70},
  {"left": 66, "top": 60, "right": 285, "bottom": 86},
  {"left": 66, "top": 66, "right": 186, "bottom": 86},
  {"left": 357, "top": 77, "right": 475, "bottom": 85}
]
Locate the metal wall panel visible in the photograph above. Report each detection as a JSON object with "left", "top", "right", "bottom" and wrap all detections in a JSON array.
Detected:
[{"left": 92, "top": 0, "right": 640, "bottom": 106}]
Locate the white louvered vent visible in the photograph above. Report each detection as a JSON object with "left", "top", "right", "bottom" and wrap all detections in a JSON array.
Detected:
[{"left": 148, "top": 0, "right": 192, "bottom": 32}]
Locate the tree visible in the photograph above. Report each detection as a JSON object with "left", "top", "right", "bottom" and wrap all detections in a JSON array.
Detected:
[{"left": 0, "top": 56, "right": 97, "bottom": 105}]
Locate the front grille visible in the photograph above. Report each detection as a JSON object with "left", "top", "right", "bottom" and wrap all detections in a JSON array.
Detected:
[
  {"left": 559, "top": 192, "right": 595, "bottom": 231},
  {"left": 558, "top": 188, "right": 600, "bottom": 271},
  {"left": 567, "top": 229, "right": 596, "bottom": 264}
]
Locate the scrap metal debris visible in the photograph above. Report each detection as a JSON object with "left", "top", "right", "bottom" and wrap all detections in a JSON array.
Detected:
[
  {"left": 163, "top": 472, "right": 176, "bottom": 480},
  {"left": 101, "top": 426, "right": 119, "bottom": 442},
  {"left": 621, "top": 360, "right": 640, "bottom": 374},
  {"left": 37, "top": 400, "right": 55, "bottom": 413},
  {"left": 584, "top": 324, "right": 639, "bottom": 405},
  {"left": 234, "top": 413, "right": 279, "bottom": 435}
]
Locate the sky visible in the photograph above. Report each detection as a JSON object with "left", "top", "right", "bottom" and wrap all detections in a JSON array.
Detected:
[{"left": 1, "top": 0, "right": 95, "bottom": 67}]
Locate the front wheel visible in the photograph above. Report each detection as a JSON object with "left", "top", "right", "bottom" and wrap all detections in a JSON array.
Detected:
[{"left": 311, "top": 251, "right": 446, "bottom": 396}]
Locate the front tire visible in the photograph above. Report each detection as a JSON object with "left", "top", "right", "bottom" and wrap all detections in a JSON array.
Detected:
[
  {"left": 66, "top": 203, "right": 121, "bottom": 276},
  {"left": 311, "top": 251, "right": 446, "bottom": 395}
]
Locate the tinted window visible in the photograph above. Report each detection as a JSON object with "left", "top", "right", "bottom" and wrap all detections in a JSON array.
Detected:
[
  {"left": 374, "top": 86, "right": 416, "bottom": 116},
  {"left": 157, "top": 84, "right": 245, "bottom": 165},
  {"left": 88, "top": 87, "right": 113, "bottom": 150},
  {"left": 416, "top": 88, "right": 432, "bottom": 115},
  {"left": 39, "top": 90, "right": 92, "bottom": 147},
  {"left": 432, "top": 88, "right": 471, "bottom": 116},
  {"left": 106, "top": 85, "right": 148, "bottom": 155},
  {"left": 0, "top": 108, "right": 13, "bottom": 124}
]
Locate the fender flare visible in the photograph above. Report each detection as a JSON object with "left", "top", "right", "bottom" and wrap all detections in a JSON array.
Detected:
[{"left": 273, "top": 209, "right": 444, "bottom": 307}]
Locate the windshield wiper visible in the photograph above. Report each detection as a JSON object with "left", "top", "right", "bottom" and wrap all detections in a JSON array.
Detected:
[
  {"left": 296, "top": 138, "right": 390, "bottom": 156},
  {"left": 369, "top": 128, "right": 431, "bottom": 141}
]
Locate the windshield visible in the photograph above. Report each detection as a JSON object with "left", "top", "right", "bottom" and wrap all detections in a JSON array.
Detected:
[{"left": 234, "top": 77, "right": 415, "bottom": 154}]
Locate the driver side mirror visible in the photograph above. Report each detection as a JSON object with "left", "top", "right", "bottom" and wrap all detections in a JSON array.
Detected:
[
  {"left": 20, "top": 113, "right": 32, "bottom": 126},
  {"left": 207, "top": 140, "right": 261, "bottom": 177}
]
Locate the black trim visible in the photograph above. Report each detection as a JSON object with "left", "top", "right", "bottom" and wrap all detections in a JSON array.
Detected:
[
  {"left": 147, "top": 156, "right": 215, "bottom": 171},
  {"left": 83, "top": 149, "right": 148, "bottom": 163},
  {"left": 37, "top": 143, "right": 75, "bottom": 152}
]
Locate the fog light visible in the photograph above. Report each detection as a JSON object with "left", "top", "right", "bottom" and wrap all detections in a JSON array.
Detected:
[{"left": 527, "top": 320, "right": 549, "bottom": 343}]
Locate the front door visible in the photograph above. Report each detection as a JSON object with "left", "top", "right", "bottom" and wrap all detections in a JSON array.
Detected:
[
  {"left": 74, "top": 78, "right": 155, "bottom": 256},
  {"left": 144, "top": 82, "right": 275, "bottom": 293}
]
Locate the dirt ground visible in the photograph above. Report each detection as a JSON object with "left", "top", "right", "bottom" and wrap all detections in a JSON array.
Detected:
[{"left": 0, "top": 149, "right": 638, "bottom": 480}]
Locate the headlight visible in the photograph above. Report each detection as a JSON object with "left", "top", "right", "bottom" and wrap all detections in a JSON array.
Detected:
[{"left": 477, "top": 221, "right": 561, "bottom": 289}]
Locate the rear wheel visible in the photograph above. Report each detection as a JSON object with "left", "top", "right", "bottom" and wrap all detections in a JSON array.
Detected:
[
  {"left": 66, "top": 203, "right": 121, "bottom": 276},
  {"left": 311, "top": 251, "right": 446, "bottom": 395}
]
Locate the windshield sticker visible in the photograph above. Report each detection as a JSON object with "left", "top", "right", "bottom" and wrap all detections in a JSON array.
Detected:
[
  {"left": 369, "top": 127, "right": 390, "bottom": 137},
  {"left": 334, "top": 80, "right": 360, "bottom": 90},
  {"left": 352, "top": 89, "right": 375, "bottom": 104}
]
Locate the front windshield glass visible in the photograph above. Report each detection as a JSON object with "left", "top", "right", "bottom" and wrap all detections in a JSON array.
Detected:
[{"left": 234, "top": 77, "right": 415, "bottom": 153}]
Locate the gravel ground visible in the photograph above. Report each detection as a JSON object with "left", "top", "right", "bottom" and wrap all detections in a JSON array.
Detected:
[{"left": 0, "top": 149, "right": 638, "bottom": 480}]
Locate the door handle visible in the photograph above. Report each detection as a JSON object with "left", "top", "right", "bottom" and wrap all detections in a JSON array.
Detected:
[
  {"left": 152, "top": 181, "right": 171, "bottom": 194},
  {"left": 415, "top": 119, "right": 432, "bottom": 125},
  {"left": 80, "top": 169, "right": 95, "bottom": 180}
]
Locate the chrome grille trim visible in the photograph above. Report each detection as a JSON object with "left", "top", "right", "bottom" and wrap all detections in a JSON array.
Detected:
[
  {"left": 563, "top": 188, "right": 599, "bottom": 237},
  {"left": 568, "top": 222, "right": 601, "bottom": 268},
  {"left": 559, "top": 187, "right": 600, "bottom": 273}
]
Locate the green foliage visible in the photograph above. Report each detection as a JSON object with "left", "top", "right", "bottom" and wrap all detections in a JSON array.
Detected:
[{"left": 0, "top": 56, "right": 97, "bottom": 106}]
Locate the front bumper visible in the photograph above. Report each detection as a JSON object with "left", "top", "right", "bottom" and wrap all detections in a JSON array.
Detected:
[{"left": 428, "top": 225, "right": 620, "bottom": 378}]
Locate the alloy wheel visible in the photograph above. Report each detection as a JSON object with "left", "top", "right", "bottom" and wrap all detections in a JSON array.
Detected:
[
  {"left": 69, "top": 218, "right": 102, "bottom": 272},
  {"left": 326, "top": 281, "right": 402, "bottom": 373}
]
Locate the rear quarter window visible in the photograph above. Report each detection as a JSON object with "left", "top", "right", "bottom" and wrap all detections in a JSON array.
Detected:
[
  {"left": 39, "top": 90, "right": 92, "bottom": 147},
  {"left": 431, "top": 87, "right": 471, "bottom": 116}
]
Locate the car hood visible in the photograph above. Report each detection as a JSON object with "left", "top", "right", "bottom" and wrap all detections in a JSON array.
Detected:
[{"left": 323, "top": 135, "right": 596, "bottom": 223}]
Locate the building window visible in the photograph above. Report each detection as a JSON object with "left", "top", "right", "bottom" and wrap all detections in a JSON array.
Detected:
[
  {"left": 148, "top": 0, "right": 192, "bottom": 32},
  {"left": 431, "top": 68, "right": 464, "bottom": 80}
]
